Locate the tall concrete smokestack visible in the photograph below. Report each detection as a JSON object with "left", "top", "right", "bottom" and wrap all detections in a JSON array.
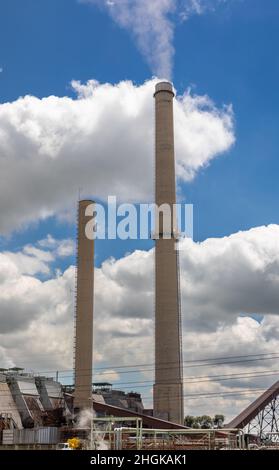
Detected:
[
  {"left": 74, "top": 199, "right": 94, "bottom": 409},
  {"left": 153, "top": 82, "right": 184, "bottom": 424}
]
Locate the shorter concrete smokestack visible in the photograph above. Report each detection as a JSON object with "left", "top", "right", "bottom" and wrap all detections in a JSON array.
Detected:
[{"left": 74, "top": 199, "right": 94, "bottom": 410}]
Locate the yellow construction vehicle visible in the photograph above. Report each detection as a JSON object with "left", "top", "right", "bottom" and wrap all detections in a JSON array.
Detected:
[{"left": 67, "top": 437, "right": 82, "bottom": 450}]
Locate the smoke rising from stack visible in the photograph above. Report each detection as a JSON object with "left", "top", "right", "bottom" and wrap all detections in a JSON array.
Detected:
[{"left": 82, "top": 0, "right": 229, "bottom": 79}]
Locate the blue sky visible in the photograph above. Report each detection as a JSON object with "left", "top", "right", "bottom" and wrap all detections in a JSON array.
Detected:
[
  {"left": 1, "top": 0, "right": 279, "bottom": 419},
  {"left": 1, "top": 0, "right": 279, "bottom": 265}
]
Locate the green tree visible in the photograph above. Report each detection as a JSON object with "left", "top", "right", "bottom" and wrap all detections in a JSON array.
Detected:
[
  {"left": 184, "top": 414, "right": 225, "bottom": 429},
  {"left": 198, "top": 415, "right": 213, "bottom": 429},
  {"left": 213, "top": 414, "right": 225, "bottom": 428},
  {"left": 184, "top": 415, "right": 195, "bottom": 427}
]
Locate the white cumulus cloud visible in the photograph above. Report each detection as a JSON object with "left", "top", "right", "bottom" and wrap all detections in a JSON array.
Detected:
[
  {"left": 0, "top": 78, "right": 234, "bottom": 234},
  {"left": 0, "top": 224, "right": 279, "bottom": 420},
  {"left": 38, "top": 235, "right": 75, "bottom": 258}
]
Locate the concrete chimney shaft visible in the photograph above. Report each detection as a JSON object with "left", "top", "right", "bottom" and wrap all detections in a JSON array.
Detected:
[
  {"left": 74, "top": 199, "right": 94, "bottom": 409},
  {"left": 153, "top": 82, "right": 184, "bottom": 424}
]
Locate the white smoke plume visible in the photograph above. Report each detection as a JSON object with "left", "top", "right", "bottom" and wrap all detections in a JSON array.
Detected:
[
  {"left": 80, "top": 0, "right": 230, "bottom": 79},
  {"left": 76, "top": 408, "right": 109, "bottom": 449},
  {"left": 76, "top": 408, "right": 95, "bottom": 428}
]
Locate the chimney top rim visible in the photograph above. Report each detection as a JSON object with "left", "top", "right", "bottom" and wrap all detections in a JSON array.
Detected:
[{"left": 154, "top": 81, "right": 174, "bottom": 97}]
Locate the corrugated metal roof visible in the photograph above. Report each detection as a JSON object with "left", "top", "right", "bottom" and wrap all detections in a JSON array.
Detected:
[
  {"left": 93, "top": 400, "right": 188, "bottom": 430},
  {"left": 0, "top": 383, "right": 23, "bottom": 429},
  {"left": 17, "top": 379, "right": 38, "bottom": 396},
  {"left": 92, "top": 393, "right": 106, "bottom": 404},
  {"left": 45, "top": 381, "right": 62, "bottom": 398}
]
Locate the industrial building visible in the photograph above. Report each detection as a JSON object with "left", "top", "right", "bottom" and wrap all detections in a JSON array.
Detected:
[
  {"left": 0, "top": 370, "right": 68, "bottom": 430},
  {"left": 0, "top": 367, "right": 189, "bottom": 448},
  {"left": 92, "top": 383, "right": 144, "bottom": 414}
]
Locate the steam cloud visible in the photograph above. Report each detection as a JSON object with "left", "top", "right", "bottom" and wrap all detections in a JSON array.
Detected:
[{"left": 81, "top": 0, "right": 229, "bottom": 79}]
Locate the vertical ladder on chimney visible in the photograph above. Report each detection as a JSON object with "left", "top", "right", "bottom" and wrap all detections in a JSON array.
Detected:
[
  {"left": 73, "top": 200, "right": 79, "bottom": 386},
  {"left": 176, "top": 249, "right": 183, "bottom": 382}
]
